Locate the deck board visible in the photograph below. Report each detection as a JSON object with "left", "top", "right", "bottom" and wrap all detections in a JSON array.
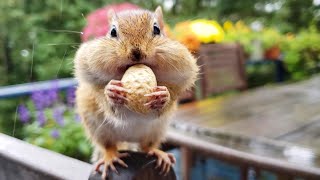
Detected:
[
  {"left": 174, "top": 76, "right": 320, "bottom": 141},
  {"left": 168, "top": 76, "right": 320, "bottom": 175}
]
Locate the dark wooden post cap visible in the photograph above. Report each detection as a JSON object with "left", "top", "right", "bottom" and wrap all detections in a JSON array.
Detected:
[{"left": 88, "top": 151, "right": 177, "bottom": 180}]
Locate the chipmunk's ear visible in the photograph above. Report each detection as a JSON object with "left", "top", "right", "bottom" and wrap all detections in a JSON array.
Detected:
[
  {"left": 107, "top": 9, "right": 117, "bottom": 24},
  {"left": 154, "top": 6, "right": 164, "bottom": 29}
]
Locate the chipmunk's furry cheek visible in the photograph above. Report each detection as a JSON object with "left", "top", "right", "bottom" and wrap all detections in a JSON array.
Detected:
[
  {"left": 81, "top": 68, "right": 113, "bottom": 85},
  {"left": 150, "top": 39, "right": 199, "bottom": 88}
]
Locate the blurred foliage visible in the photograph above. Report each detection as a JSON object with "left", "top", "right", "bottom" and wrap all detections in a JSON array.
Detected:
[
  {"left": 223, "top": 21, "right": 256, "bottom": 55},
  {"left": 0, "top": 0, "right": 107, "bottom": 85},
  {"left": 260, "top": 28, "right": 283, "bottom": 50},
  {"left": 279, "top": 0, "right": 317, "bottom": 33},
  {"left": 0, "top": 0, "right": 319, "bottom": 85},
  {"left": 282, "top": 27, "right": 320, "bottom": 80},
  {"left": 22, "top": 110, "right": 92, "bottom": 162},
  {"left": 17, "top": 86, "right": 92, "bottom": 162},
  {"left": 171, "top": 19, "right": 224, "bottom": 52},
  {"left": 246, "top": 63, "right": 277, "bottom": 88},
  {"left": 223, "top": 21, "right": 285, "bottom": 59},
  {"left": 189, "top": 19, "right": 224, "bottom": 43},
  {"left": 223, "top": 20, "right": 320, "bottom": 82},
  {"left": 172, "top": 21, "right": 201, "bottom": 52},
  {"left": 0, "top": 99, "right": 24, "bottom": 138}
]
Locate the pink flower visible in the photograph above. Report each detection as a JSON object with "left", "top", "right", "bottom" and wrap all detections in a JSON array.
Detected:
[{"left": 81, "top": 3, "right": 140, "bottom": 42}]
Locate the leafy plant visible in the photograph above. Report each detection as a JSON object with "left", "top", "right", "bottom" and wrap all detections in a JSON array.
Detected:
[
  {"left": 260, "top": 28, "right": 283, "bottom": 50},
  {"left": 282, "top": 27, "right": 320, "bottom": 80},
  {"left": 223, "top": 21, "right": 257, "bottom": 55},
  {"left": 17, "top": 82, "right": 92, "bottom": 162}
]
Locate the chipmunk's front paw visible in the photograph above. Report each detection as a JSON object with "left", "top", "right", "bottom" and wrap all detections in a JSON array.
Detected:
[
  {"left": 94, "top": 152, "right": 129, "bottom": 180},
  {"left": 144, "top": 86, "right": 170, "bottom": 110},
  {"left": 105, "top": 80, "right": 128, "bottom": 106}
]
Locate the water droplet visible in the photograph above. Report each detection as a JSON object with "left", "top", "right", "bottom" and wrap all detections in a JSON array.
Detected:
[{"left": 21, "top": 49, "right": 29, "bottom": 57}]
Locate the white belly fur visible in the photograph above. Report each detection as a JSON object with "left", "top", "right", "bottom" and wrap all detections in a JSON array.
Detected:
[{"left": 108, "top": 107, "right": 168, "bottom": 142}]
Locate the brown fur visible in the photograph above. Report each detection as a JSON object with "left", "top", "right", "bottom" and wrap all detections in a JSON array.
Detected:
[{"left": 74, "top": 7, "right": 199, "bottom": 162}]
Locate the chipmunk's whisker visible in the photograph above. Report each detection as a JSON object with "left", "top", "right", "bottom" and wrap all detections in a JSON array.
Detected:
[
  {"left": 30, "top": 42, "right": 35, "bottom": 80},
  {"left": 81, "top": 13, "right": 86, "bottom": 21},
  {"left": 93, "top": 118, "right": 109, "bottom": 138},
  {"left": 41, "top": 43, "right": 81, "bottom": 46},
  {"left": 60, "top": 0, "right": 63, "bottom": 19},
  {"left": 163, "top": 56, "right": 184, "bottom": 77},
  {"left": 43, "top": 29, "right": 83, "bottom": 34},
  {"left": 12, "top": 105, "right": 18, "bottom": 137},
  {"left": 56, "top": 49, "right": 68, "bottom": 78}
]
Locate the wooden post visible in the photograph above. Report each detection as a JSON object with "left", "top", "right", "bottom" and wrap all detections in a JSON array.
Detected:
[
  {"left": 181, "top": 147, "right": 193, "bottom": 180},
  {"left": 240, "top": 165, "right": 248, "bottom": 180},
  {"left": 253, "top": 167, "right": 261, "bottom": 179},
  {"left": 276, "top": 173, "right": 294, "bottom": 180},
  {"left": 89, "top": 151, "right": 176, "bottom": 180}
]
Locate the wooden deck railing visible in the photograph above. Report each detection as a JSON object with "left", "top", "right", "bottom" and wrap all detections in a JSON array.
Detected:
[
  {"left": 0, "top": 78, "right": 77, "bottom": 99},
  {"left": 0, "top": 133, "right": 92, "bottom": 180},
  {"left": 167, "top": 126, "right": 320, "bottom": 180},
  {"left": 0, "top": 133, "right": 176, "bottom": 180}
]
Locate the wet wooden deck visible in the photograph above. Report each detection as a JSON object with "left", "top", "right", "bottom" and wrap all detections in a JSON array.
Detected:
[
  {"left": 168, "top": 76, "right": 320, "bottom": 178},
  {"left": 174, "top": 76, "right": 320, "bottom": 145}
]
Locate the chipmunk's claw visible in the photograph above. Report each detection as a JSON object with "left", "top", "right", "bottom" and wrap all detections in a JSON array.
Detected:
[
  {"left": 105, "top": 80, "right": 128, "bottom": 106},
  {"left": 144, "top": 86, "right": 170, "bottom": 110},
  {"left": 94, "top": 152, "right": 129, "bottom": 179},
  {"left": 147, "top": 149, "right": 175, "bottom": 176}
]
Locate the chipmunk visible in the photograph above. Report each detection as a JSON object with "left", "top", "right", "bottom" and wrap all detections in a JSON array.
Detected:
[{"left": 74, "top": 6, "right": 199, "bottom": 179}]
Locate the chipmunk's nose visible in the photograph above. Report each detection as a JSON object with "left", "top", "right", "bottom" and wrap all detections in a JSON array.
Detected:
[{"left": 131, "top": 48, "right": 144, "bottom": 62}]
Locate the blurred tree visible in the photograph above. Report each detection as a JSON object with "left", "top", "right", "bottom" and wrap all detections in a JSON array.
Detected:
[
  {"left": 0, "top": 0, "right": 107, "bottom": 85},
  {"left": 0, "top": 0, "right": 107, "bottom": 136},
  {"left": 280, "top": 0, "right": 316, "bottom": 32},
  {"left": 0, "top": 0, "right": 319, "bottom": 86},
  {"left": 216, "top": 0, "right": 260, "bottom": 20}
]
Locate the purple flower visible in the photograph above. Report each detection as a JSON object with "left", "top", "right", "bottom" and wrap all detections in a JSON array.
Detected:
[
  {"left": 47, "top": 80, "right": 59, "bottom": 104},
  {"left": 36, "top": 111, "right": 46, "bottom": 127},
  {"left": 66, "top": 87, "right": 76, "bottom": 107},
  {"left": 51, "top": 129, "right": 60, "bottom": 139},
  {"left": 31, "top": 91, "right": 46, "bottom": 110},
  {"left": 53, "top": 107, "right": 64, "bottom": 126},
  {"left": 31, "top": 81, "right": 59, "bottom": 110},
  {"left": 74, "top": 113, "right": 81, "bottom": 123},
  {"left": 18, "top": 104, "right": 30, "bottom": 123}
]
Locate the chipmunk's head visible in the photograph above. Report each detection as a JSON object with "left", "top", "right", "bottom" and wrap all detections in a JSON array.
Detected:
[
  {"left": 76, "top": 6, "right": 198, "bottom": 87},
  {"left": 104, "top": 6, "right": 169, "bottom": 75}
]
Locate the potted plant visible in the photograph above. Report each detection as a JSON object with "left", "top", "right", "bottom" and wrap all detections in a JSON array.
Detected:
[{"left": 261, "top": 28, "right": 283, "bottom": 60}]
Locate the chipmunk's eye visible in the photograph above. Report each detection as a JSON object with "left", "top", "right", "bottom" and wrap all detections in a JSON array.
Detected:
[
  {"left": 110, "top": 26, "right": 117, "bottom": 38},
  {"left": 153, "top": 23, "right": 160, "bottom": 36}
]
